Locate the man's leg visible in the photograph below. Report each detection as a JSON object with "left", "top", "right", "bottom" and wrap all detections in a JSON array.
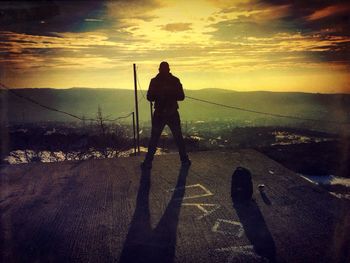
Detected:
[
  {"left": 143, "top": 113, "right": 165, "bottom": 165},
  {"left": 167, "top": 112, "right": 190, "bottom": 164}
]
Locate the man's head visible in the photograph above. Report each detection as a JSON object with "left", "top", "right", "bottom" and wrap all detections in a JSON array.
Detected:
[{"left": 159, "top": 61, "right": 170, "bottom": 74}]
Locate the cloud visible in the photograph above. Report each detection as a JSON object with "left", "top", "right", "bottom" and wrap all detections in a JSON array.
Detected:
[
  {"left": 206, "top": 2, "right": 295, "bottom": 40},
  {"left": 105, "top": 0, "right": 163, "bottom": 22},
  {"left": 307, "top": 4, "right": 348, "bottom": 21},
  {"left": 85, "top": 18, "right": 104, "bottom": 22},
  {"left": 208, "top": 18, "right": 295, "bottom": 39},
  {"left": 0, "top": 1, "right": 107, "bottom": 35},
  {"left": 258, "top": 1, "right": 350, "bottom": 35},
  {"left": 0, "top": 31, "right": 119, "bottom": 51},
  {"left": 207, "top": 0, "right": 350, "bottom": 68},
  {"left": 303, "top": 3, "right": 350, "bottom": 37},
  {"left": 0, "top": 30, "right": 132, "bottom": 72},
  {"left": 217, "top": 2, "right": 291, "bottom": 21},
  {"left": 160, "top": 23, "right": 192, "bottom": 32},
  {"left": 0, "top": 2, "right": 60, "bottom": 25}
]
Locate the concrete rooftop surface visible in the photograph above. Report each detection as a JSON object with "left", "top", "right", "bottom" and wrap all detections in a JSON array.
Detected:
[{"left": 1, "top": 150, "right": 349, "bottom": 263}]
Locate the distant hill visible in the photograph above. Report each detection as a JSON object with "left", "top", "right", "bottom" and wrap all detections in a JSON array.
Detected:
[{"left": 1, "top": 88, "right": 349, "bottom": 132}]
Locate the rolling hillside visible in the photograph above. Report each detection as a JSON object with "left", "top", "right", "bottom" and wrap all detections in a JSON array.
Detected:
[{"left": 1, "top": 88, "right": 349, "bottom": 132}]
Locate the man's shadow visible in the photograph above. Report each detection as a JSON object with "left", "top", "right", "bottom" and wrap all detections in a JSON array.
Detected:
[{"left": 119, "top": 167, "right": 189, "bottom": 263}]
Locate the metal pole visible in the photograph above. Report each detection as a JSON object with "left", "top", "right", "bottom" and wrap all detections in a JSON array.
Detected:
[
  {"left": 132, "top": 112, "right": 137, "bottom": 156},
  {"left": 133, "top": 63, "right": 140, "bottom": 155}
]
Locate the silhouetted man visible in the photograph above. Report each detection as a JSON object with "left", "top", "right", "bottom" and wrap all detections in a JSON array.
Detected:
[{"left": 141, "top": 61, "right": 191, "bottom": 169}]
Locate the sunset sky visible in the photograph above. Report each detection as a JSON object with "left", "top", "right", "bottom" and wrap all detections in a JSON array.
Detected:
[{"left": 1, "top": 0, "right": 349, "bottom": 93}]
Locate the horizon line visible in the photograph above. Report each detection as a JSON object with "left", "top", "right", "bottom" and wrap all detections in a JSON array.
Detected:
[{"left": 2, "top": 86, "right": 350, "bottom": 95}]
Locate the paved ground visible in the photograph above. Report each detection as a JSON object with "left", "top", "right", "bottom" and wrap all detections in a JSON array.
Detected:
[{"left": 1, "top": 150, "right": 349, "bottom": 263}]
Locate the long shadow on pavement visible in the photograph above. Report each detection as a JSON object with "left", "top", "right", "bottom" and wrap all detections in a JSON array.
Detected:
[
  {"left": 234, "top": 200, "right": 277, "bottom": 262},
  {"left": 119, "top": 166, "right": 189, "bottom": 263}
]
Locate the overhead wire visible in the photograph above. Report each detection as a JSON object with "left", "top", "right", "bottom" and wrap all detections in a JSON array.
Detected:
[
  {"left": 136, "top": 65, "right": 147, "bottom": 100},
  {"left": 105, "top": 112, "right": 133, "bottom": 122},
  {"left": 0, "top": 82, "right": 133, "bottom": 123},
  {"left": 186, "top": 95, "right": 349, "bottom": 125}
]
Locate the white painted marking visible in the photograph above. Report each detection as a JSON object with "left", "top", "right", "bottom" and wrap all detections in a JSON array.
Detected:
[
  {"left": 182, "top": 203, "right": 221, "bottom": 219},
  {"left": 168, "top": 184, "right": 213, "bottom": 200},
  {"left": 215, "top": 245, "right": 254, "bottom": 253},
  {"left": 212, "top": 219, "right": 244, "bottom": 237},
  {"left": 215, "top": 245, "right": 264, "bottom": 262}
]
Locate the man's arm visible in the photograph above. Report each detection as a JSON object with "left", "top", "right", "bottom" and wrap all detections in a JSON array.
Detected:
[
  {"left": 147, "top": 79, "right": 156, "bottom": 102},
  {"left": 175, "top": 78, "right": 185, "bottom": 101}
]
